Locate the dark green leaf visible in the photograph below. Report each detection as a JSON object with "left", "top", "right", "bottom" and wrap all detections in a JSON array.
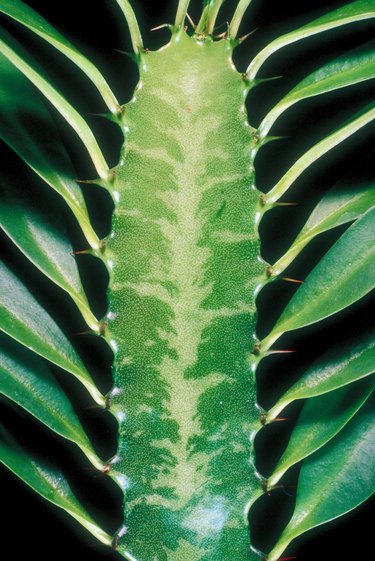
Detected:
[
  {"left": 267, "top": 397, "right": 375, "bottom": 561},
  {"left": 0, "top": 335, "right": 103, "bottom": 469},
  {"left": 268, "top": 378, "right": 374, "bottom": 487},
  {"left": 0, "top": 262, "right": 104, "bottom": 406}
]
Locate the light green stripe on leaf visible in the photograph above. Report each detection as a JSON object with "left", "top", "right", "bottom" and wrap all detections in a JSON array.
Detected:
[
  {"left": 205, "top": 0, "right": 226, "bottom": 35},
  {"left": 0, "top": 425, "right": 111, "bottom": 546},
  {"left": 266, "top": 103, "right": 375, "bottom": 203},
  {"left": 0, "top": 335, "right": 104, "bottom": 470},
  {"left": 229, "top": 0, "right": 254, "bottom": 39},
  {"left": 267, "top": 396, "right": 375, "bottom": 561},
  {"left": 262, "top": 206, "right": 375, "bottom": 351},
  {"left": 0, "top": 55, "right": 100, "bottom": 250},
  {"left": 0, "top": 0, "right": 119, "bottom": 113},
  {"left": 268, "top": 378, "right": 374, "bottom": 488},
  {"left": 272, "top": 179, "right": 375, "bottom": 275},
  {"left": 0, "top": 262, "right": 104, "bottom": 406},
  {"left": 0, "top": 29, "right": 109, "bottom": 179},
  {"left": 115, "top": 0, "right": 143, "bottom": 55},
  {"left": 259, "top": 41, "right": 375, "bottom": 137},
  {"left": 268, "top": 331, "right": 375, "bottom": 421},
  {"left": 175, "top": 0, "right": 191, "bottom": 28},
  {"left": 0, "top": 171, "right": 99, "bottom": 331},
  {"left": 247, "top": 0, "right": 375, "bottom": 80}
]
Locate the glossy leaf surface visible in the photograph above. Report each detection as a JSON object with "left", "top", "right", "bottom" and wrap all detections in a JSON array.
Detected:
[
  {"left": 268, "top": 331, "right": 375, "bottom": 420},
  {"left": 267, "top": 397, "right": 375, "bottom": 561},
  {"left": 273, "top": 179, "right": 375, "bottom": 274},
  {"left": 0, "top": 0, "right": 119, "bottom": 112},
  {"left": 262, "top": 207, "right": 375, "bottom": 350},
  {"left": 0, "top": 28, "right": 109, "bottom": 179},
  {"left": 260, "top": 42, "right": 375, "bottom": 136},
  {"left": 247, "top": 0, "right": 375, "bottom": 79},
  {"left": 0, "top": 55, "right": 100, "bottom": 248},
  {"left": 0, "top": 335, "right": 103, "bottom": 470},
  {"left": 0, "top": 262, "right": 104, "bottom": 406},
  {"left": 268, "top": 378, "right": 374, "bottom": 487},
  {"left": 266, "top": 104, "right": 375, "bottom": 203},
  {"left": 0, "top": 169, "right": 99, "bottom": 330},
  {"left": 0, "top": 425, "right": 111, "bottom": 547}
]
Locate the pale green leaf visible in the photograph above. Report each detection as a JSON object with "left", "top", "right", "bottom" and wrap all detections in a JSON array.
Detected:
[
  {"left": 0, "top": 0, "right": 119, "bottom": 113},
  {"left": 0, "top": 171, "right": 99, "bottom": 331},
  {"left": 266, "top": 103, "right": 375, "bottom": 203},
  {"left": 260, "top": 41, "right": 375, "bottom": 137},
  {"left": 247, "top": 0, "right": 375, "bottom": 80},
  {"left": 272, "top": 179, "right": 375, "bottom": 274},
  {"left": 0, "top": 28, "right": 109, "bottom": 179},
  {"left": 0, "top": 335, "right": 104, "bottom": 470},
  {"left": 268, "top": 378, "right": 374, "bottom": 487},
  {"left": 229, "top": 1, "right": 254, "bottom": 39},
  {"left": 115, "top": 0, "right": 143, "bottom": 55},
  {"left": 175, "top": 0, "right": 192, "bottom": 28},
  {"left": 0, "top": 425, "right": 111, "bottom": 546},
  {"left": 262, "top": 207, "right": 375, "bottom": 351},
  {"left": 268, "top": 331, "right": 375, "bottom": 420},
  {"left": 0, "top": 55, "right": 100, "bottom": 249},
  {"left": 0, "top": 262, "right": 104, "bottom": 406},
  {"left": 267, "top": 397, "right": 375, "bottom": 561}
]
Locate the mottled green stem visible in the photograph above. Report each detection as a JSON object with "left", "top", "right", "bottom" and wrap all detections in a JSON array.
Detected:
[{"left": 106, "top": 31, "right": 265, "bottom": 561}]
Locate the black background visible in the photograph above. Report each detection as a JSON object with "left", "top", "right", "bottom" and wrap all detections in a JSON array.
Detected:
[{"left": 0, "top": 1, "right": 374, "bottom": 560}]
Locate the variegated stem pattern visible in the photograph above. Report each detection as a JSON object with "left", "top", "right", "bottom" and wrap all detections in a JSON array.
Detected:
[{"left": 106, "top": 32, "right": 264, "bottom": 561}]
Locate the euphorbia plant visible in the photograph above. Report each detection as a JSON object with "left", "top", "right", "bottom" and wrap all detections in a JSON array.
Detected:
[{"left": 0, "top": 0, "right": 374, "bottom": 560}]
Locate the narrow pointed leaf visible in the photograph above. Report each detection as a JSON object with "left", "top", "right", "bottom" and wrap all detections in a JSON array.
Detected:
[
  {"left": 262, "top": 207, "right": 375, "bottom": 351},
  {"left": 268, "top": 331, "right": 375, "bottom": 420},
  {"left": 260, "top": 41, "right": 375, "bottom": 136},
  {"left": 0, "top": 335, "right": 104, "bottom": 470},
  {"left": 0, "top": 172, "right": 99, "bottom": 331},
  {"left": 268, "top": 378, "right": 374, "bottom": 487},
  {"left": 267, "top": 397, "right": 375, "bottom": 561},
  {"left": 0, "top": 0, "right": 119, "bottom": 113},
  {"left": 229, "top": 0, "right": 254, "bottom": 39},
  {"left": 205, "top": 0, "right": 225, "bottom": 34},
  {"left": 0, "top": 55, "right": 100, "bottom": 249},
  {"left": 0, "top": 425, "right": 111, "bottom": 546},
  {"left": 0, "top": 262, "right": 104, "bottom": 406},
  {"left": 266, "top": 103, "right": 375, "bottom": 203},
  {"left": 175, "top": 0, "right": 191, "bottom": 28},
  {"left": 272, "top": 179, "right": 375, "bottom": 274},
  {"left": 115, "top": 0, "right": 143, "bottom": 55},
  {"left": 0, "top": 29, "right": 109, "bottom": 179},
  {"left": 247, "top": 0, "right": 375, "bottom": 80}
]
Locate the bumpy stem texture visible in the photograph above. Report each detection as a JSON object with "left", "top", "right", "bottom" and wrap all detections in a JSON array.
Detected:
[{"left": 107, "top": 32, "right": 264, "bottom": 561}]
